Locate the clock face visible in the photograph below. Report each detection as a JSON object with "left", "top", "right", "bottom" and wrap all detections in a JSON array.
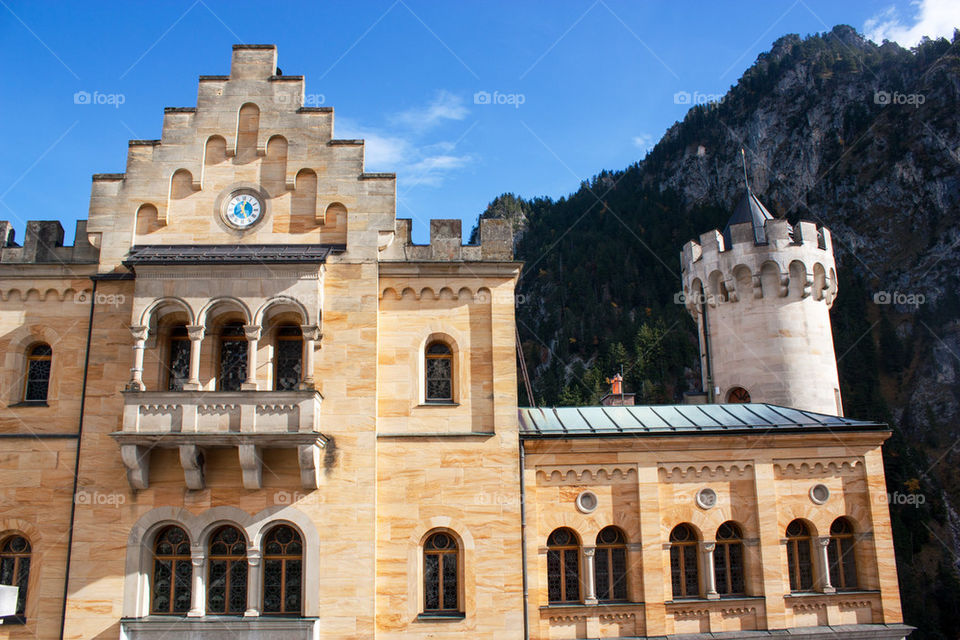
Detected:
[{"left": 225, "top": 193, "right": 262, "bottom": 228}]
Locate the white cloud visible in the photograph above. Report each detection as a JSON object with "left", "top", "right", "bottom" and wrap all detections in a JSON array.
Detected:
[
  {"left": 632, "top": 134, "right": 654, "bottom": 152},
  {"left": 865, "top": 0, "right": 960, "bottom": 46},
  {"left": 391, "top": 90, "right": 468, "bottom": 131}
]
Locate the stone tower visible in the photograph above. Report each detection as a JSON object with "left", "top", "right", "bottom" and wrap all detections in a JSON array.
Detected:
[{"left": 680, "top": 189, "right": 843, "bottom": 415}]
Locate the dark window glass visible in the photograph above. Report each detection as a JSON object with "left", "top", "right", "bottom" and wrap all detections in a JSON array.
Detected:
[
  {"left": 167, "top": 327, "right": 190, "bottom": 391},
  {"left": 423, "top": 532, "right": 459, "bottom": 612},
  {"left": 262, "top": 525, "right": 303, "bottom": 615},
  {"left": 547, "top": 528, "right": 579, "bottom": 603},
  {"left": 219, "top": 323, "right": 247, "bottom": 391},
  {"left": 786, "top": 520, "right": 814, "bottom": 592},
  {"left": 151, "top": 526, "right": 191, "bottom": 615},
  {"left": 207, "top": 526, "right": 247, "bottom": 615},
  {"left": 715, "top": 522, "right": 745, "bottom": 596},
  {"left": 670, "top": 524, "right": 699, "bottom": 599},
  {"left": 828, "top": 518, "right": 858, "bottom": 590},
  {"left": 595, "top": 526, "right": 628, "bottom": 601},
  {"left": 24, "top": 344, "right": 52, "bottom": 402},
  {"left": 0, "top": 535, "right": 31, "bottom": 618},
  {"left": 275, "top": 327, "right": 302, "bottom": 391},
  {"left": 425, "top": 342, "right": 453, "bottom": 402}
]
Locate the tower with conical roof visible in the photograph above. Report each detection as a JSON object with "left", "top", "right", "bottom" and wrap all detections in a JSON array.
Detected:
[{"left": 679, "top": 178, "right": 843, "bottom": 415}]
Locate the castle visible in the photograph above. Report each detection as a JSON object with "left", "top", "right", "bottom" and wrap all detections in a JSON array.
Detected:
[{"left": 0, "top": 45, "right": 909, "bottom": 640}]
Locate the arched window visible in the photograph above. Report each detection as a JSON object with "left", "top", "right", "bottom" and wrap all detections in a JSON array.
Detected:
[
  {"left": 595, "top": 526, "right": 628, "bottom": 601},
  {"left": 670, "top": 524, "right": 699, "bottom": 599},
  {"left": 275, "top": 326, "right": 302, "bottom": 391},
  {"left": 262, "top": 525, "right": 302, "bottom": 615},
  {"left": 151, "top": 526, "right": 192, "bottom": 615},
  {"left": 218, "top": 322, "right": 247, "bottom": 391},
  {"left": 207, "top": 526, "right": 247, "bottom": 615},
  {"left": 423, "top": 531, "right": 460, "bottom": 613},
  {"left": 0, "top": 535, "right": 30, "bottom": 620},
  {"left": 167, "top": 326, "right": 190, "bottom": 391},
  {"left": 425, "top": 342, "right": 453, "bottom": 403},
  {"left": 547, "top": 528, "right": 580, "bottom": 603},
  {"left": 828, "top": 518, "right": 858, "bottom": 590},
  {"left": 23, "top": 344, "right": 52, "bottom": 402},
  {"left": 726, "top": 387, "right": 751, "bottom": 403},
  {"left": 786, "top": 520, "right": 815, "bottom": 592},
  {"left": 715, "top": 522, "right": 745, "bottom": 596}
]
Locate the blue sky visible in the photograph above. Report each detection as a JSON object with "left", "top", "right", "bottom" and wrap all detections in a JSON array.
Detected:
[{"left": 0, "top": 0, "right": 955, "bottom": 244}]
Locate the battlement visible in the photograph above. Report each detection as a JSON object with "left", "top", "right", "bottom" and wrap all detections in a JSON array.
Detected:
[
  {"left": 0, "top": 220, "right": 99, "bottom": 265},
  {"left": 379, "top": 218, "right": 514, "bottom": 262}
]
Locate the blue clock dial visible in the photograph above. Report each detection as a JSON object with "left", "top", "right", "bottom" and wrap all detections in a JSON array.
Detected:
[{"left": 225, "top": 193, "right": 262, "bottom": 228}]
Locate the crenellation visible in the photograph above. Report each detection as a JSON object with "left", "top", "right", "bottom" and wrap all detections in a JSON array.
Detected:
[
  {"left": 0, "top": 220, "right": 98, "bottom": 264},
  {"left": 380, "top": 217, "right": 514, "bottom": 262}
]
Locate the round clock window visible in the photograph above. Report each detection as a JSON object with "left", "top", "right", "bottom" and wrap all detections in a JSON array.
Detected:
[{"left": 224, "top": 193, "right": 262, "bottom": 229}]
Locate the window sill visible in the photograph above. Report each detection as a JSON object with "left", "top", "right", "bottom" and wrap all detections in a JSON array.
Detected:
[
  {"left": 785, "top": 589, "right": 880, "bottom": 598},
  {"left": 419, "top": 402, "right": 459, "bottom": 407},
  {"left": 666, "top": 595, "right": 764, "bottom": 604},
  {"left": 541, "top": 601, "right": 644, "bottom": 610},
  {"left": 8, "top": 401, "right": 48, "bottom": 408},
  {"left": 417, "top": 612, "right": 465, "bottom": 621}
]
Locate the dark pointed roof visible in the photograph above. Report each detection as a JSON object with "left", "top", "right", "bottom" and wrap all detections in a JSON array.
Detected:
[{"left": 723, "top": 190, "right": 774, "bottom": 247}]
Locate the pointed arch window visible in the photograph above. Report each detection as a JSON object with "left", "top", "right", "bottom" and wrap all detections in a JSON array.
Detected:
[
  {"left": 595, "top": 526, "right": 628, "bottom": 601},
  {"left": 423, "top": 531, "right": 460, "bottom": 613},
  {"left": 167, "top": 326, "right": 190, "bottom": 391},
  {"left": 0, "top": 535, "right": 30, "bottom": 620},
  {"left": 670, "top": 524, "right": 699, "bottom": 599},
  {"left": 547, "top": 528, "right": 580, "bottom": 603},
  {"left": 23, "top": 344, "right": 51, "bottom": 402},
  {"left": 262, "top": 525, "right": 303, "bottom": 615},
  {"left": 828, "top": 518, "right": 858, "bottom": 590},
  {"left": 151, "top": 526, "right": 192, "bottom": 615},
  {"left": 207, "top": 526, "right": 247, "bottom": 615},
  {"left": 218, "top": 322, "right": 247, "bottom": 391},
  {"left": 786, "top": 520, "right": 815, "bottom": 592},
  {"left": 425, "top": 342, "right": 453, "bottom": 402},
  {"left": 275, "top": 326, "right": 303, "bottom": 391},
  {"left": 715, "top": 522, "right": 745, "bottom": 596}
]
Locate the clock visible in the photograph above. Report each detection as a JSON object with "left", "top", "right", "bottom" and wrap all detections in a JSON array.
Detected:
[{"left": 224, "top": 192, "right": 262, "bottom": 228}]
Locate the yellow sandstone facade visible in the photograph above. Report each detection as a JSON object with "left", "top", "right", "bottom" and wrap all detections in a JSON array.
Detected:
[{"left": 0, "top": 45, "right": 908, "bottom": 640}]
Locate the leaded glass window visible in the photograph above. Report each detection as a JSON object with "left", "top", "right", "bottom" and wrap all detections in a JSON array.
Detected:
[
  {"left": 0, "top": 535, "right": 30, "bottom": 619},
  {"left": 24, "top": 344, "right": 51, "bottom": 402},
  {"left": 425, "top": 342, "right": 452, "bottom": 402},
  {"left": 275, "top": 326, "right": 302, "bottom": 391},
  {"left": 669, "top": 524, "right": 699, "bottom": 599},
  {"left": 595, "top": 526, "right": 628, "bottom": 601},
  {"left": 167, "top": 327, "right": 190, "bottom": 391},
  {"left": 547, "top": 528, "right": 580, "bottom": 603},
  {"left": 828, "top": 517, "right": 858, "bottom": 590},
  {"left": 715, "top": 522, "right": 745, "bottom": 596},
  {"left": 207, "top": 526, "right": 247, "bottom": 615},
  {"left": 151, "top": 526, "right": 192, "bottom": 615},
  {"left": 423, "top": 531, "right": 459, "bottom": 612},
  {"left": 218, "top": 323, "right": 247, "bottom": 391},
  {"left": 786, "top": 520, "right": 814, "bottom": 592},
  {"left": 262, "top": 525, "right": 302, "bottom": 616}
]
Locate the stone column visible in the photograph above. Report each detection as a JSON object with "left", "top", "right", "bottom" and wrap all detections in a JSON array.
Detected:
[
  {"left": 242, "top": 324, "right": 261, "bottom": 390},
  {"left": 816, "top": 537, "right": 836, "bottom": 593},
  {"left": 184, "top": 325, "right": 205, "bottom": 390},
  {"left": 583, "top": 546, "right": 597, "bottom": 605},
  {"left": 187, "top": 547, "right": 205, "bottom": 617},
  {"left": 126, "top": 326, "right": 149, "bottom": 391},
  {"left": 299, "top": 325, "right": 321, "bottom": 389},
  {"left": 244, "top": 549, "right": 262, "bottom": 617},
  {"left": 701, "top": 541, "right": 719, "bottom": 600}
]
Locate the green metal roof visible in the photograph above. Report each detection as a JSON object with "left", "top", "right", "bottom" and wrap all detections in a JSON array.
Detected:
[{"left": 518, "top": 403, "right": 886, "bottom": 438}]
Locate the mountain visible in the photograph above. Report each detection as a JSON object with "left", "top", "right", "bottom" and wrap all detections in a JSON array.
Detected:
[{"left": 476, "top": 25, "right": 960, "bottom": 639}]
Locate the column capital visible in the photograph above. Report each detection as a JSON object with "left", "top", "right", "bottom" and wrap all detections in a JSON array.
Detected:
[
  {"left": 700, "top": 541, "right": 716, "bottom": 553},
  {"left": 582, "top": 546, "right": 596, "bottom": 557},
  {"left": 186, "top": 324, "right": 205, "bottom": 341},
  {"left": 300, "top": 324, "right": 321, "bottom": 342},
  {"left": 129, "top": 325, "right": 149, "bottom": 341},
  {"left": 243, "top": 324, "right": 262, "bottom": 341},
  {"left": 815, "top": 536, "right": 832, "bottom": 549}
]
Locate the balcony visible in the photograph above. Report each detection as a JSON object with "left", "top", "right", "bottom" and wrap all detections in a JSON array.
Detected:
[
  {"left": 119, "top": 617, "right": 319, "bottom": 640},
  {"left": 111, "top": 390, "right": 326, "bottom": 491}
]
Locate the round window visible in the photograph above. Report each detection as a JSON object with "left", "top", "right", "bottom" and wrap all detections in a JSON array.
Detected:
[
  {"left": 810, "top": 483, "right": 831, "bottom": 505},
  {"left": 575, "top": 490, "right": 598, "bottom": 514},
  {"left": 695, "top": 487, "right": 718, "bottom": 510}
]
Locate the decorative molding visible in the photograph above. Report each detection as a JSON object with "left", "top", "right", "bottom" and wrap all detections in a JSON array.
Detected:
[
  {"left": 658, "top": 462, "right": 753, "bottom": 481},
  {"left": 379, "top": 285, "right": 494, "bottom": 303},
  {"left": 536, "top": 465, "right": 637, "bottom": 485},
  {"left": 774, "top": 459, "right": 863, "bottom": 478},
  {"left": 0, "top": 287, "right": 92, "bottom": 303}
]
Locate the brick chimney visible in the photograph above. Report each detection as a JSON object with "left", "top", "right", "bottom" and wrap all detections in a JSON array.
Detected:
[{"left": 600, "top": 373, "right": 635, "bottom": 406}]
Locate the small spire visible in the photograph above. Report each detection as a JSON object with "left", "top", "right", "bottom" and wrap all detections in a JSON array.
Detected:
[{"left": 740, "top": 148, "right": 750, "bottom": 194}]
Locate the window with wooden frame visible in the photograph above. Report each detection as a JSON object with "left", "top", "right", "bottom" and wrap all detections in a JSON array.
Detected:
[
  {"left": 726, "top": 386, "right": 751, "bottom": 403},
  {"left": 274, "top": 326, "right": 302, "bottom": 391},
  {"left": 827, "top": 517, "right": 858, "bottom": 591},
  {"left": 669, "top": 524, "right": 699, "bottom": 599},
  {"left": 714, "top": 521, "right": 746, "bottom": 596},
  {"left": 206, "top": 525, "right": 247, "bottom": 615},
  {"left": 167, "top": 326, "right": 190, "bottom": 391},
  {"left": 424, "top": 341, "right": 453, "bottom": 403},
  {"left": 151, "top": 526, "right": 192, "bottom": 615},
  {"left": 0, "top": 535, "right": 30, "bottom": 620},
  {"left": 218, "top": 322, "right": 247, "bottom": 391},
  {"left": 546, "top": 528, "right": 580, "bottom": 603},
  {"left": 594, "top": 526, "right": 628, "bottom": 601},
  {"left": 262, "top": 525, "right": 303, "bottom": 616},
  {"left": 423, "top": 531, "right": 460, "bottom": 614},
  {"left": 23, "top": 344, "right": 51, "bottom": 403},
  {"left": 786, "top": 520, "right": 815, "bottom": 592}
]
